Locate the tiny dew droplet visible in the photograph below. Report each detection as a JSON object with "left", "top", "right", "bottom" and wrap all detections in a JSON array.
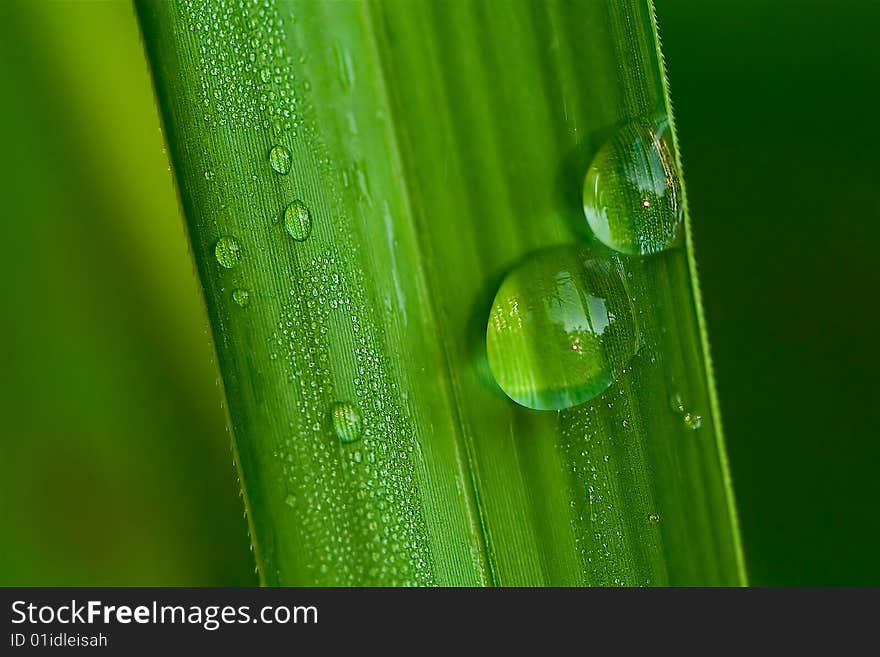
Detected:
[
  {"left": 330, "top": 402, "right": 363, "bottom": 444},
  {"left": 204, "top": 169, "right": 215, "bottom": 181},
  {"left": 669, "top": 390, "right": 685, "bottom": 415},
  {"left": 583, "top": 118, "right": 683, "bottom": 254},
  {"left": 683, "top": 412, "right": 702, "bottom": 430},
  {"left": 233, "top": 289, "right": 251, "bottom": 307},
  {"left": 486, "top": 245, "right": 637, "bottom": 411},
  {"left": 215, "top": 236, "right": 242, "bottom": 269},
  {"left": 271, "top": 116, "right": 285, "bottom": 138},
  {"left": 284, "top": 199, "right": 312, "bottom": 241},
  {"left": 648, "top": 513, "right": 660, "bottom": 523},
  {"left": 269, "top": 145, "right": 291, "bottom": 174},
  {"left": 284, "top": 494, "right": 296, "bottom": 508},
  {"left": 669, "top": 390, "right": 702, "bottom": 429}
]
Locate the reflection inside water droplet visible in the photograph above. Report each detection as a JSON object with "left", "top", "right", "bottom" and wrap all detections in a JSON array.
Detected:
[
  {"left": 668, "top": 390, "right": 685, "bottom": 415},
  {"left": 269, "top": 144, "right": 291, "bottom": 174},
  {"left": 215, "top": 236, "right": 242, "bottom": 269},
  {"left": 669, "top": 390, "right": 703, "bottom": 430},
  {"left": 683, "top": 412, "right": 702, "bottom": 430},
  {"left": 486, "top": 245, "right": 637, "bottom": 410},
  {"left": 330, "top": 402, "right": 363, "bottom": 444},
  {"left": 284, "top": 199, "right": 312, "bottom": 241},
  {"left": 233, "top": 289, "right": 251, "bottom": 307},
  {"left": 583, "top": 118, "right": 683, "bottom": 254}
]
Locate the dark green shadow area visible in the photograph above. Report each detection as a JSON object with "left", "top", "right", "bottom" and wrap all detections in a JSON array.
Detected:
[{"left": 657, "top": 0, "right": 880, "bottom": 585}]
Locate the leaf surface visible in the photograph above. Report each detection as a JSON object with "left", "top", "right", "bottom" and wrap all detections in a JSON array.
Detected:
[{"left": 137, "top": 0, "right": 746, "bottom": 586}]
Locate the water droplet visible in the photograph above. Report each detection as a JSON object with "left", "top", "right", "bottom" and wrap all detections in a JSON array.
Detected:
[
  {"left": 215, "top": 236, "right": 242, "bottom": 269},
  {"left": 330, "top": 402, "right": 363, "bottom": 444},
  {"left": 648, "top": 513, "right": 660, "bottom": 523},
  {"left": 233, "top": 289, "right": 251, "bottom": 307},
  {"left": 486, "top": 245, "right": 637, "bottom": 410},
  {"left": 204, "top": 169, "right": 215, "bottom": 181},
  {"left": 582, "top": 119, "right": 683, "bottom": 254},
  {"left": 683, "top": 412, "right": 702, "bottom": 430},
  {"left": 668, "top": 390, "right": 685, "bottom": 415},
  {"left": 284, "top": 494, "right": 296, "bottom": 508},
  {"left": 284, "top": 199, "right": 312, "bottom": 241},
  {"left": 669, "top": 390, "right": 702, "bottom": 430},
  {"left": 271, "top": 116, "right": 285, "bottom": 138},
  {"left": 269, "top": 144, "right": 291, "bottom": 174}
]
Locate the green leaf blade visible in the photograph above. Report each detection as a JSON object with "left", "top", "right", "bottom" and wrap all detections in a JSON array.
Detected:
[{"left": 137, "top": 0, "right": 745, "bottom": 586}]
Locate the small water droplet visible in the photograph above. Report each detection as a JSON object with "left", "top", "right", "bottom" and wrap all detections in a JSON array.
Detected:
[
  {"left": 486, "top": 245, "right": 636, "bottom": 410},
  {"left": 669, "top": 390, "right": 702, "bottom": 430},
  {"left": 271, "top": 116, "right": 285, "bottom": 138},
  {"left": 683, "top": 412, "right": 702, "bottom": 430},
  {"left": 669, "top": 390, "right": 685, "bottom": 415},
  {"left": 330, "top": 401, "right": 363, "bottom": 444},
  {"left": 269, "top": 144, "right": 291, "bottom": 174},
  {"left": 233, "top": 289, "right": 251, "bottom": 307},
  {"left": 648, "top": 513, "right": 660, "bottom": 523},
  {"left": 215, "top": 236, "right": 242, "bottom": 269},
  {"left": 204, "top": 169, "right": 215, "bottom": 181},
  {"left": 284, "top": 494, "right": 296, "bottom": 508},
  {"left": 284, "top": 199, "right": 312, "bottom": 241},
  {"left": 583, "top": 118, "right": 683, "bottom": 254}
]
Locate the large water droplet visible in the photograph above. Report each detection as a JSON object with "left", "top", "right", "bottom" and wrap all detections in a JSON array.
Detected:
[
  {"left": 215, "top": 236, "right": 242, "bottom": 269},
  {"left": 582, "top": 119, "right": 683, "bottom": 254},
  {"left": 486, "top": 245, "right": 637, "bottom": 410},
  {"left": 330, "top": 402, "right": 363, "bottom": 444},
  {"left": 284, "top": 200, "right": 312, "bottom": 241},
  {"left": 269, "top": 145, "right": 291, "bottom": 174}
]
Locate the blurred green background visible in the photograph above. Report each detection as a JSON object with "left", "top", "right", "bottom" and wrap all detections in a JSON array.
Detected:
[
  {"left": 657, "top": 0, "right": 880, "bottom": 585},
  {"left": 0, "top": 1, "right": 256, "bottom": 585},
  {"left": 0, "top": 0, "right": 876, "bottom": 585}
]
